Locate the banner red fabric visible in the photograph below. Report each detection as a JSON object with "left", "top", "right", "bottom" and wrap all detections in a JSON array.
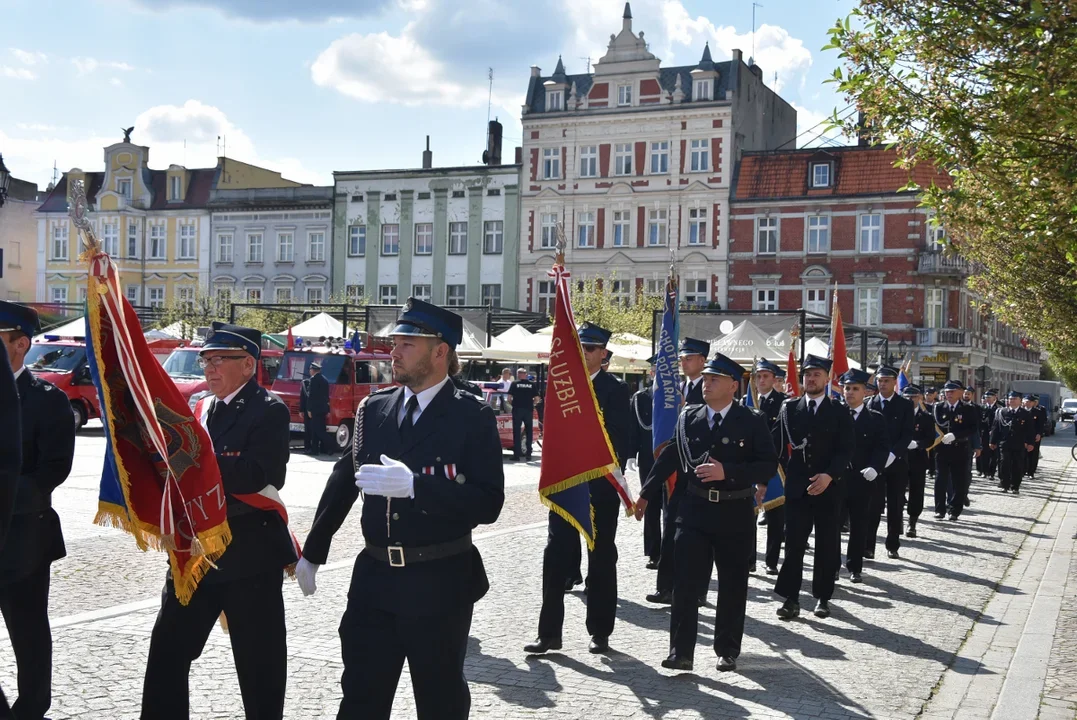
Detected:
[{"left": 829, "top": 293, "right": 850, "bottom": 392}]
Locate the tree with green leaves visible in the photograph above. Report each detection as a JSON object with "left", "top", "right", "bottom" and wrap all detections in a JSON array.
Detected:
[
  {"left": 827, "top": 1, "right": 1077, "bottom": 378},
  {"left": 568, "top": 275, "right": 664, "bottom": 339}
]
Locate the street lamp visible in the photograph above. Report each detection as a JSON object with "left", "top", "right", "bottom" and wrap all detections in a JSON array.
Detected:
[
  {"left": 887, "top": 339, "right": 909, "bottom": 366},
  {"left": 0, "top": 154, "right": 11, "bottom": 209}
]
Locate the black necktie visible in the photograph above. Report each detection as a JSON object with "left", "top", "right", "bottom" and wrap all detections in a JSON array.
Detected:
[
  {"left": 400, "top": 395, "right": 419, "bottom": 434},
  {"left": 809, "top": 399, "right": 817, "bottom": 414},
  {"left": 208, "top": 399, "right": 224, "bottom": 431}
]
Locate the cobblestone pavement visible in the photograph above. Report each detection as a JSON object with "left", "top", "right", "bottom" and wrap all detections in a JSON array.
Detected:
[{"left": 0, "top": 424, "right": 1073, "bottom": 718}]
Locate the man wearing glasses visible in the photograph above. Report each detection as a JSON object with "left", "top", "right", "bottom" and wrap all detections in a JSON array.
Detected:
[{"left": 141, "top": 321, "right": 296, "bottom": 720}]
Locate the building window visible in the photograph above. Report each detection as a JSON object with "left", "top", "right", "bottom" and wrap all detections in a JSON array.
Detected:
[
  {"left": 275, "top": 286, "right": 293, "bottom": 303},
  {"left": 127, "top": 223, "right": 139, "bottom": 258},
  {"left": 308, "top": 232, "right": 326, "bottom": 262},
  {"left": 926, "top": 288, "right": 944, "bottom": 328},
  {"left": 51, "top": 225, "right": 69, "bottom": 260},
  {"left": 148, "top": 287, "right": 166, "bottom": 309},
  {"left": 449, "top": 222, "right": 468, "bottom": 255},
  {"left": 246, "top": 232, "right": 263, "bottom": 263},
  {"left": 415, "top": 223, "right": 433, "bottom": 255},
  {"left": 117, "top": 178, "right": 132, "bottom": 199},
  {"left": 306, "top": 287, "right": 324, "bottom": 304},
  {"left": 126, "top": 285, "right": 140, "bottom": 304},
  {"left": 348, "top": 225, "right": 366, "bottom": 257},
  {"left": 805, "top": 287, "right": 827, "bottom": 315},
  {"left": 617, "top": 83, "right": 632, "bottom": 106},
  {"left": 580, "top": 146, "right": 597, "bottom": 178},
  {"left": 577, "top": 212, "right": 596, "bottom": 248},
  {"left": 245, "top": 287, "right": 262, "bottom": 303},
  {"left": 378, "top": 285, "right": 397, "bottom": 305},
  {"left": 613, "top": 210, "right": 630, "bottom": 247},
  {"left": 215, "top": 286, "right": 232, "bottom": 307},
  {"left": 540, "top": 213, "right": 558, "bottom": 249},
  {"left": 50, "top": 286, "right": 68, "bottom": 303},
  {"left": 346, "top": 284, "right": 364, "bottom": 303},
  {"left": 76, "top": 286, "right": 89, "bottom": 303},
  {"left": 614, "top": 143, "right": 633, "bottom": 176},
  {"left": 483, "top": 221, "right": 503, "bottom": 254},
  {"left": 277, "top": 232, "right": 294, "bottom": 262},
  {"left": 446, "top": 285, "right": 466, "bottom": 307},
  {"left": 644, "top": 278, "right": 663, "bottom": 297},
  {"left": 650, "top": 141, "right": 669, "bottom": 174},
  {"left": 807, "top": 215, "right": 829, "bottom": 254},
  {"left": 412, "top": 284, "right": 431, "bottom": 303},
  {"left": 217, "top": 233, "right": 233, "bottom": 263},
  {"left": 859, "top": 213, "right": 882, "bottom": 252},
  {"left": 694, "top": 78, "right": 712, "bottom": 101},
  {"left": 487, "top": 188, "right": 501, "bottom": 196},
  {"left": 417, "top": 192, "right": 430, "bottom": 200},
  {"left": 150, "top": 225, "right": 167, "bottom": 260},
  {"left": 857, "top": 286, "right": 881, "bottom": 326},
  {"left": 178, "top": 225, "right": 196, "bottom": 260},
  {"left": 610, "top": 279, "right": 631, "bottom": 307},
  {"left": 536, "top": 280, "right": 555, "bottom": 315},
  {"left": 543, "top": 147, "right": 561, "bottom": 179},
  {"left": 756, "top": 217, "right": 777, "bottom": 254},
  {"left": 177, "top": 286, "right": 195, "bottom": 311},
  {"left": 690, "top": 139, "right": 710, "bottom": 172},
  {"left": 170, "top": 176, "right": 182, "bottom": 200},
  {"left": 102, "top": 222, "right": 119, "bottom": 256},
  {"left": 481, "top": 284, "right": 502, "bottom": 308},
  {"left": 684, "top": 278, "right": 708, "bottom": 306},
  {"left": 688, "top": 207, "right": 707, "bottom": 246},
  {"left": 384, "top": 193, "right": 398, "bottom": 201},
  {"left": 928, "top": 223, "right": 946, "bottom": 252},
  {"left": 547, "top": 89, "right": 563, "bottom": 111},
  {"left": 648, "top": 208, "right": 668, "bottom": 246},
  {"left": 755, "top": 288, "right": 777, "bottom": 311},
  {"left": 811, "top": 163, "right": 831, "bottom": 188},
  {"left": 451, "top": 190, "right": 464, "bottom": 199},
  {"left": 381, "top": 224, "right": 400, "bottom": 256}
]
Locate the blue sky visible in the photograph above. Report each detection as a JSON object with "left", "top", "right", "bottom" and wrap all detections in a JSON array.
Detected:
[{"left": 1, "top": 0, "right": 857, "bottom": 190}]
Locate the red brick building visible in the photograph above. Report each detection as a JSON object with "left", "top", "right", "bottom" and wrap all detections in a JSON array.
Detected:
[{"left": 728, "top": 145, "right": 1039, "bottom": 388}]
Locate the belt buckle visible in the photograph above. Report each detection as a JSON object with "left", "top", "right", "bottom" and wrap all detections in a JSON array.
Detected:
[
  {"left": 387, "top": 545, "right": 406, "bottom": 567},
  {"left": 708, "top": 488, "right": 721, "bottom": 503}
]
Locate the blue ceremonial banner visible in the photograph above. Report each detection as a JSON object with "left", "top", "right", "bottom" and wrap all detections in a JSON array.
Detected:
[
  {"left": 652, "top": 275, "right": 682, "bottom": 496},
  {"left": 897, "top": 356, "right": 911, "bottom": 392}
]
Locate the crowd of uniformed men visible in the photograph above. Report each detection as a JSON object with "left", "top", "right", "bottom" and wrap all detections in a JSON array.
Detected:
[{"left": 0, "top": 297, "right": 1053, "bottom": 719}]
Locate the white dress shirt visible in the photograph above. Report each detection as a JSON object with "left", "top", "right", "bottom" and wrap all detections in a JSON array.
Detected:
[{"left": 399, "top": 374, "right": 451, "bottom": 426}]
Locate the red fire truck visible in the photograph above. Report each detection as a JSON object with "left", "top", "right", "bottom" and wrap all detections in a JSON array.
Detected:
[{"left": 164, "top": 344, "right": 283, "bottom": 406}]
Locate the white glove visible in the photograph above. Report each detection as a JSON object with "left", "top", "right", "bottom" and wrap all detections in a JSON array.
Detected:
[
  {"left": 942, "top": 432, "right": 956, "bottom": 445},
  {"left": 355, "top": 454, "right": 415, "bottom": 498},
  {"left": 885, "top": 452, "right": 896, "bottom": 468},
  {"left": 627, "top": 458, "right": 638, "bottom": 473},
  {"left": 295, "top": 557, "right": 319, "bottom": 596},
  {"left": 908, "top": 440, "right": 919, "bottom": 450},
  {"left": 861, "top": 467, "right": 879, "bottom": 482}
]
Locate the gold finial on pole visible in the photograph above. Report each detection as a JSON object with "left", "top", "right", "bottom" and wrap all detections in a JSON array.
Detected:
[
  {"left": 554, "top": 221, "right": 567, "bottom": 266},
  {"left": 69, "top": 179, "right": 101, "bottom": 261}
]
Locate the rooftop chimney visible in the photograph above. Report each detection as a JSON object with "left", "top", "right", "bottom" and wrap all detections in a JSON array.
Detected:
[
  {"left": 422, "top": 136, "right": 433, "bottom": 169},
  {"left": 856, "top": 111, "right": 872, "bottom": 147},
  {"left": 515, "top": 146, "right": 522, "bottom": 165},
  {"left": 483, "top": 120, "right": 503, "bottom": 166}
]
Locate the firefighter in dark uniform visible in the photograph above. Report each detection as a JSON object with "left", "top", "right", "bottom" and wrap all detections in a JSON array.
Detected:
[
  {"left": 141, "top": 322, "right": 296, "bottom": 720},
  {"left": 992, "top": 391, "right": 1036, "bottom": 494},
  {"left": 509, "top": 367, "right": 538, "bottom": 460},
  {"left": 679, "top": 337, "right": 708, "bottom": 406},
  {"left": 773, "top": 355, "right": 855, "bottom": 620},
  {"left": 635, "top": 353, "right": 777, "bottom": 672},
  {"left": 306, "top": 360, "right": 333, "bottom": 455},
  {"left": 1024, "top": 395, "right": 1047, "bottom": 477},
  {"left": 924, "top": 387, "right": 939, "bottom": 480},
  {"left": 864, "top": 365, "right": 914, "bottom": 559},
  {"left": 743, "top": 359, "right": 787, "bottom": 575},
  {"left": 526, "top": 322, "right": 631, "bottom": 656},
  {"left": 296, "top": 299, "right": 505, "bottom": 720},
  {"left": 630, "top": 358, "right": 661, "bottom": 568},
  {"left": 0, "top": 331, "right": 24, "bottom": 717},
  {"left": 839, "top": 369, "right": 890, "bottom": 583},
  {"left": 976, "top": 390, "right": 1000, "bottom": 479},
  {"left": 0, "top": 301, "right": 75, "bottom": 720},
  {"left": 903, "top": 385, "right": 936, "bottom": 538},
  {"left": 931, "top": 380, "right": 979, "bottom": 521}
]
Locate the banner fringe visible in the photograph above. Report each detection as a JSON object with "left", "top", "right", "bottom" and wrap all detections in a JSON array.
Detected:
[{"left": 539, "top": 493, "right": 597, "bottom": 552}]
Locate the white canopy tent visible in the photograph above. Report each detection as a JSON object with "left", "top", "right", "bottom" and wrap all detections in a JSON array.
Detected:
[
  {"left": 708, "top": 320, "right": 784, "bottom": 363},
  {"left": 35, "top": 316, "right": 86, "bottom": 339},
  {"left": 287, "top": 312, "right": 344, "bottom": 339},
  {"left": 803, "top": 336, "right": 861, "bottom": 370},
  {"left": 482, "top": 325, "right": 652, "bottom": 373}
]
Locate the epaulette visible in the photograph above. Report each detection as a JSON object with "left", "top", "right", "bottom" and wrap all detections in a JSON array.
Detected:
[
  {"left": 747, "top": 406, "right": 765, "bottom": 417},
  {"left": 456, "top": 388, "right": 485, "bottom": 403},
  {"left": 369, "top": 386, "right": 397, "bottom": 396},
  {"left": 782, "top": 396, "right": 799, "bottom": 404}
]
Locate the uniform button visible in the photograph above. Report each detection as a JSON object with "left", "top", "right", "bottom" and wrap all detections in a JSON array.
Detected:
[
  {"left": 436, "top": 457, "right": 442, "bottom": 462},
  {"left": 392, "top": 512, "right": 400, "bottom": 520}
]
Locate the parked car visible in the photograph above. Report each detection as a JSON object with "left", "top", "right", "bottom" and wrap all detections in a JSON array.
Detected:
[
  {"left": 1061, "top": 398, "right": 1077, "bottom": 422},
  {"left": 23, "top": 340, "right": 100, "bottom": 428}
]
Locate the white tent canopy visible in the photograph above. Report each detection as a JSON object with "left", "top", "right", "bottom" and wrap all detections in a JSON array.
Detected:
[
  {"left": 482, "top": 325, "right": 651, "bottom": 373},
  {"left": 287, "top": 312, "right": 344, "bottom": 339},
  {"left": 492, "top": 324, "right": 535, "bottom": 346},
  {"left": 803, "top": 336, "right": 861, "bottom": 370},
  {"left": 708, "top": 320, "right": 783, "bottom": 363},
  {"left": 36, "top": 316, "right": 86, "bottom": 339}
]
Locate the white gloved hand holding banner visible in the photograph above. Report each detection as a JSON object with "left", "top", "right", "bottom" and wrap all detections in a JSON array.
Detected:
[
  {"left": 295, "top": 557, "right": 319, "bottom": 596},
  {"left": 942, "top": 432, "right": 956, "bottom": 445},
  {"left": 908, "top": 440, "right": 919, "bottom": 450}
]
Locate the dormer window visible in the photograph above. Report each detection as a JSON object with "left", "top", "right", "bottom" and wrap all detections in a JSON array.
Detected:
[
  {"left": 170, "top": 176, "right": 182, "bottom": 200},
  {"left": 617, "top": 84, "right": 632, "bottom": 106},
  {"left": 116, "top": 178, "right": 132, "bottom": 199},
  {"left": 811, "top": 163, "right": 831, "bottom": 188},
  {"left": 547, "top": 90, "right": 563, "bottom": 111},
  {"left": 693, "top": 78, "right": 712, "bottom": 101}
]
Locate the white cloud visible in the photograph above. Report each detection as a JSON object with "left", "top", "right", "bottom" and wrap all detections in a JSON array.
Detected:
[
  {"left": 11, "top": 48, "right": 48, "bottom": 65},
  {"left": 110, "top": 77, "right": 123, "bottom": 87},
  {"left": 1, "top": 66, "right": 36, "bottom": 80},
  {"left": 72, "top": 57, "right": 136, "bottom": 76},
  {"left": 791, "top": 102, "right": 855, "bottom": 148}
]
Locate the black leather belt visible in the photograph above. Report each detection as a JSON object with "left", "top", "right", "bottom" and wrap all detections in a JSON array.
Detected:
[
  {"left": 365, "top": 533, "right": 473, "bottom": 568},
  {"left": 686, "top": 485, "right": 755, "bottom": 503}
]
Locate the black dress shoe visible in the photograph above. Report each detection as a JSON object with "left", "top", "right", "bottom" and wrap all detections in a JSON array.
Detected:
[
  {"left": 887, "top": 549, "right": 899, "bottom": 559},
  {"left": 563, "top": 578, "right": 579, "bottom": 593},
  {"left": 765, "top": 565, "right": 779, "bottom": 575},
  {"left": 716, "top": 656, "right": 737, "bottom": 672},
  {"left": 907, "top": 525, "right": 917, "bottom": 539},
  {"left": 850, "top": 571, "right": 863, "bottom": 583},
  {"left": 524, "top": 637, "right": 562, "bottom": 654},
  {"left": 588, "top": 636, "right": 610, "bottom": 654},
  {"left": 776, "top": 599, "right": 800, "bottom": 620},
  {"left": 750, "top": 563, "right": 757, "bottom": 574},
  {"left": 661, "top": 655, "right": 693, "bottom": 671},
  {"left": 934, "top": 512, "right": 946, "bottom": 519},
  {"left": 646, "top": 590, "right": 673, "bottom": 605},
  {"left": 964, "top": 497, "right": 971, "bottom": 507},
  {"left": 814, "top": 600, "right": 831, "bottom": 618},
  {"left": 864, "top": 552, "right": 875, "bottom": 561},
  {"left": 948, "top": 513, "right": 959, "bottom": 521},
  {"left": 1013, "top": 488, "right": 1020, "bottom": 496},
  {"left": 646, "top": 559, "right": 660, "bottom": 570}
]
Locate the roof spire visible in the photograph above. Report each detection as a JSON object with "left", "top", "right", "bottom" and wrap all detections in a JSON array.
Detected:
[
  {"left": 697, "top": 42, "right": 715, "bottom": 71},
  {"left": 622, "top": 2, "right": 632, "bottom": 32},
  {"left": 623, "top": 2, "right": 632, "bottom": 19}
]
